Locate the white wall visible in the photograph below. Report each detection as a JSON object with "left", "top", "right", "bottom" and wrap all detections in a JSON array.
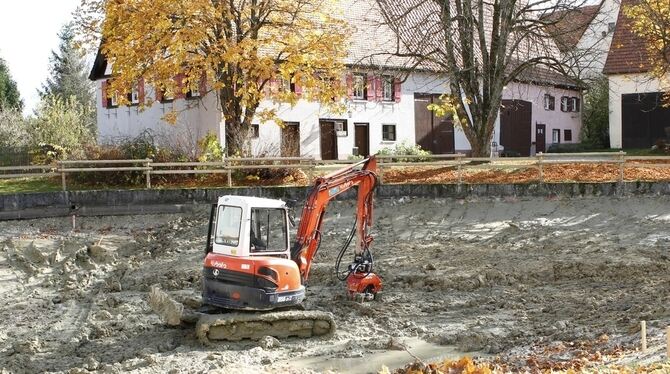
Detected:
[
  {"left": 95, "top": 80, "right": 223, "bottom": 155},
  {"left": 252, "top": 71, "right": 449, "bottom": 159},
  {"left": 608, "top": 73, "right": 668, "bottom": 148},
  {"left": 575, "top": 0, "right": 620, "bottom": 78}
]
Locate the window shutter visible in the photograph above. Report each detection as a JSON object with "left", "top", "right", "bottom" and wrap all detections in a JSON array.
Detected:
[
  {"left": 394, "top": 78, "right": 401, "bottom": 103},
  {"left": 294, "top": 79, "right": 303, "bottom": 96},
  {"left": 366, "top": 75, "right": 375, "bottom": 100},
  {"left": 199, "top": 74, "right": 207, "bottom": 96},
  {"left": 175, "top": 74, "right": 186, "bottom": 99},
  {"left": 374, "top": 76, "right": 382, "bottom": 101},
  {"left": 101, "top": 80, "right": 108, "bottom": 108},
  {"left": 269, "top": 78, "right": 278, "bottom": 94},
  {"left": 346, "top": 73, "right": 353, "bottom": 98},
  {"left": 138, "top": 78, "right": 145, "bottom": 103}
]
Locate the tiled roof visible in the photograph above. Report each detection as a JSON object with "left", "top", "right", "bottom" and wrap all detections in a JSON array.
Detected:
[
  {"left": 603, "top": 0, "right": 650, "bottom": 75},
  {"left": 542, "top": 4, "right": 602, "bottom": 53}
]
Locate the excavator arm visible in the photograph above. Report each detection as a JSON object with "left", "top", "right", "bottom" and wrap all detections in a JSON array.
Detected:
[{"left": 291, "top": 156, "right": 380, "bottom": 295}]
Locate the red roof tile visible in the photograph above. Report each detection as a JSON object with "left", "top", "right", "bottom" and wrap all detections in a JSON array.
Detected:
[
  {"left": 543, "top": 4, "right": 602, "bottom": 53},
  {"left": 603, "top": 0, "right": 651, "bottom": 75}
]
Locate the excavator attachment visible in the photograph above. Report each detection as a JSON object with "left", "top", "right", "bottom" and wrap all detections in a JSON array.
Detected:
[
  {"left": 195, "top": 310, "right": 336, "bottom": 343},
  {"left": 148, "top": 286, "right": 335, "bottom": 342}
]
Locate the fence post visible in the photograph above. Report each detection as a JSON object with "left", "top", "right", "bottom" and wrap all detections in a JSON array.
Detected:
[
  {"left": 59, "top": 161, "right": 67, "bottom": 191},
  {"left": 456, "top": 156, "right": 463, "bottom": 186},
  {"left": 306, "top": 159, "right": 314, "bottom": 184},
  {"left": 227, "top": 170, "right": 232, "bottom": 187},
  {"left": 378, "top": 160, "right": 384, "bottom": 184},
  {"left": 619, "top": 151, "right": 626, "bottom": 183},
  {"left": 145, "top": 159, "right": 152, "bottom": 189},
  {"left": 537, "top": 153, "right": 544, "bottom": 183}
]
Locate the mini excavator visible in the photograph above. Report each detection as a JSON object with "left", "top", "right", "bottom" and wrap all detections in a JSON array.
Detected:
[{"left": 194, "top": 156, "right": 382, "bottom": 341}]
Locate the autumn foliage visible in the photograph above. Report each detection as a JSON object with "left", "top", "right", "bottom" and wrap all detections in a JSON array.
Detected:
[{"left": 75, "top": 0, "right": 349, "bottom": 154}]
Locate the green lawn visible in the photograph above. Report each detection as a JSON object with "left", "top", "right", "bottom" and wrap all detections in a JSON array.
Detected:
[{"left": 0, "top": 178, "right": 63, "bottom": 194}]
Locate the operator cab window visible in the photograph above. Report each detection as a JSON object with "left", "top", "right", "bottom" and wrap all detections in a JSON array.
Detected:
[
  {"left": 215, "top": 206, "right": 242, "bottom": 247},
  {"left": 250, "top": 208, "right": 287, "bottom": 253}
]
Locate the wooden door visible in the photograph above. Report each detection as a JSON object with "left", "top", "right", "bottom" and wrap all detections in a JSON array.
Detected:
[
  {"left": 281, "top": 122, "right": 300, "bottom": 157},
  {"left": 319, "top": 121, "right": 338, "bottom": 160},
  {"left": 535, "top": 124, "right": 546, "bottom": 153},
  {"left": 414, "top": 94, "right": 456, "bottom": 154},
  {"left": 354, "top": 123, "right": 369, "bottom": 157},
  {"left": 500, "top": 100, "right": 532, "bottom": 156},
  {"left": 414, "top": 94, "right": 434, "bottom": 152},
  {"left": 434, "top": 119, "right": 455, "bottom": 154}
]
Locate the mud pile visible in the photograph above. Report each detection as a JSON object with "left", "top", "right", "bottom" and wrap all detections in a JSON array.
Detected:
[{"left": 1, "top": 196, "right": 669, "bottom": 373}]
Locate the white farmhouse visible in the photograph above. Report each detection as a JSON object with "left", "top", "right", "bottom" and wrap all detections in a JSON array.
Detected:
[{"left": 90, "top": 0, "right": 583, "bottom": 159}]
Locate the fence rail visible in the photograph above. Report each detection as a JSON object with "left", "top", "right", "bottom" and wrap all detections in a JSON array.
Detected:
[{"left": 1, "top": 152, "right": 670, "bottom": 191}]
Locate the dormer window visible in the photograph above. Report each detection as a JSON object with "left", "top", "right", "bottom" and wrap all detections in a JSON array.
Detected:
[{"left": 543, "top": 94, "right": 555, "bottom": 111}]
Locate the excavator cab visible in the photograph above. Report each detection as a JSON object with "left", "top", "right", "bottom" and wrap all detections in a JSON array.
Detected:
[{"left": 203, "top": 196, "right": 305, "bottom": 310}]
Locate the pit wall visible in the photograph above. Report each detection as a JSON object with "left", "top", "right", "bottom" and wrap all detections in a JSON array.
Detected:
[{"left": 2, "top": 182, "right": 670, "bottom": 221}]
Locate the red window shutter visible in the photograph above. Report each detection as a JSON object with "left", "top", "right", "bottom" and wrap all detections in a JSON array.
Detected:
[
  {"left": 346, "top": 73, "right": 353, "bottom": 98},
  {"left": 199, "top": 74, "right": 207, "bottom": 95},
  {"left": 269, "top": 78, "right": 278, "bottom": 94},
  {"left": 366, "top": 75, "right": 375, "bottom": 100},
  {"left": 374, "top": 76, "right": 382, "bottom": 101},
  {"left": 138, "top": 78, "right": 145, "bottom": 103},
  {"left": 101, "top": 80, "right": 107, "bottom": 108},
  {"left": 394, "top": 78, "right": 401, "bottom": 103},
  {"left": 175, "top": 74, "right": 186, "bottom": 99},
  {"left": 294, "top": 80, "right": 303, "bottom": 96}
]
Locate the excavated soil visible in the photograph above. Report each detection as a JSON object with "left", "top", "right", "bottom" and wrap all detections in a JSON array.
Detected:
[{"left": 1, "top": 196, "right": 670, "bottom": 373}]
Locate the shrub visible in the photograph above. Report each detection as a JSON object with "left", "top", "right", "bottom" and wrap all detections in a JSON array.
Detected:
[
  {"left": 197, "top": 132, "right": 224, "bottom": 162},
  {"left": 377, "top": 141, "right": 431, "bottom": 162},
  {"left": 546, "top": 143, "right": 608, "bottom": 153},
  {"left": 29, "top": 95, "right": 95, "bottom": 161}
]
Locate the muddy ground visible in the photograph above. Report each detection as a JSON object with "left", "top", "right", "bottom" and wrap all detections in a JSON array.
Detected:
[{"left": 1, "top": 195, "right": 669, "bottom": 373}]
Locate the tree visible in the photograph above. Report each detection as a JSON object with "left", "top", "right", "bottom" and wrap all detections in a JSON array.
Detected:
[
  {"left": 581, "top": 74, "right": 609, "bottom": 148},
  {"left": 0, "top": 57, "right": 23, "bottom": 111},
  {"left": 0, "top": 108, "right": 29, "bottom": 148},
  {"left": 625, "top": 0, "right": 670, "bottom": 98},
  {"left": 40, "top": 23, "right": 94, "bottom": 112},
  {"left": 374, "top": 0, "right": 588, "bottom": 156},
  {"left": 76, "top": 0, "right": 348, "bottom": 155},
  {"left": 29, "top": 96, "right": 95, "bottom": 159}
]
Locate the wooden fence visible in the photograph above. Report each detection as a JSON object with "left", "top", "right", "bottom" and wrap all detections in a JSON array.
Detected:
[{"left": 1, "top": 152, "right": 670, "bottom": 191}]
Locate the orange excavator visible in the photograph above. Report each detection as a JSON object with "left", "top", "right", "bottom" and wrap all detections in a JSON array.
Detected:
[{"left": 193, "top": 156, "right": 382, "bottom": 341}]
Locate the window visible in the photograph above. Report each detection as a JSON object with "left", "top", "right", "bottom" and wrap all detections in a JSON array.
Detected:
[
  {"left": 250, "top": 124, "right": 259, "bottom": 138},
  {"left": 128, "top": 86, "right": 140, "bottom": 105},
  {"left": 250, "top": 208, "right": 288, "bottom": 253},
  {"left": 570, "top": 97, "right": 580, "bottom": 112},
  {"left": 560, "top": 96, "right": 569, "bottom": 112},
  {"left": 107, "top": 91, "right": 118, "bottom": 108},
  {"left": 186, "top": 86, "right": 200, "bottom": 99},
  {"left": 564, "top": 129, "right": 572, "bottom": 142},
  {"left": 215, "top": 205, "right": 243, "bottom": 247},
  {"left": 278, "top": 76, "right": 295, "bottom": 93},
  {"left": 382, "top": 76, "right": 394, "bottom": 101},
  {"left": 552, "top": 129, "right": 561, "bottom": 144},
  {"left": 352, "top": 74, "right": 366, "bottom": 100},
  {"left": 161, "top": 90, "right": 175, "bottom": 102},
  {"left": 335, "top": 121, "right": 348, "bottom": 136},
  {"left": 608, "top": 22, "right": 616, "bottom": 33},
  {"left": 382, "top": 124, "right": 396, "bottom": 141},
  {"left": 544, "top": 94, "right": 555, "bottom": 111}
]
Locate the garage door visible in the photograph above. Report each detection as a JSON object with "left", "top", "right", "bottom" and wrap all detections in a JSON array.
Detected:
[{"left": 622, "top": 92, "right": 670, "bottom": 149}]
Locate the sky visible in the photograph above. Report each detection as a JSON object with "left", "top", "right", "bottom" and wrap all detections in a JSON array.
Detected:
[{"left": 0, "top": 0, "right": 83, "bottom": 115}]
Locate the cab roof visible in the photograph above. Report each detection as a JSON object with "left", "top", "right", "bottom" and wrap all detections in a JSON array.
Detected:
[{"left": 217, "top": 195, "right": 286, "bottom": 209}]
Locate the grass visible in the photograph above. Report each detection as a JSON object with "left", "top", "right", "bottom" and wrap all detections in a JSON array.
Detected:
[{"left": 0, "top": 177, "right": 62, "bottom": 194}]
